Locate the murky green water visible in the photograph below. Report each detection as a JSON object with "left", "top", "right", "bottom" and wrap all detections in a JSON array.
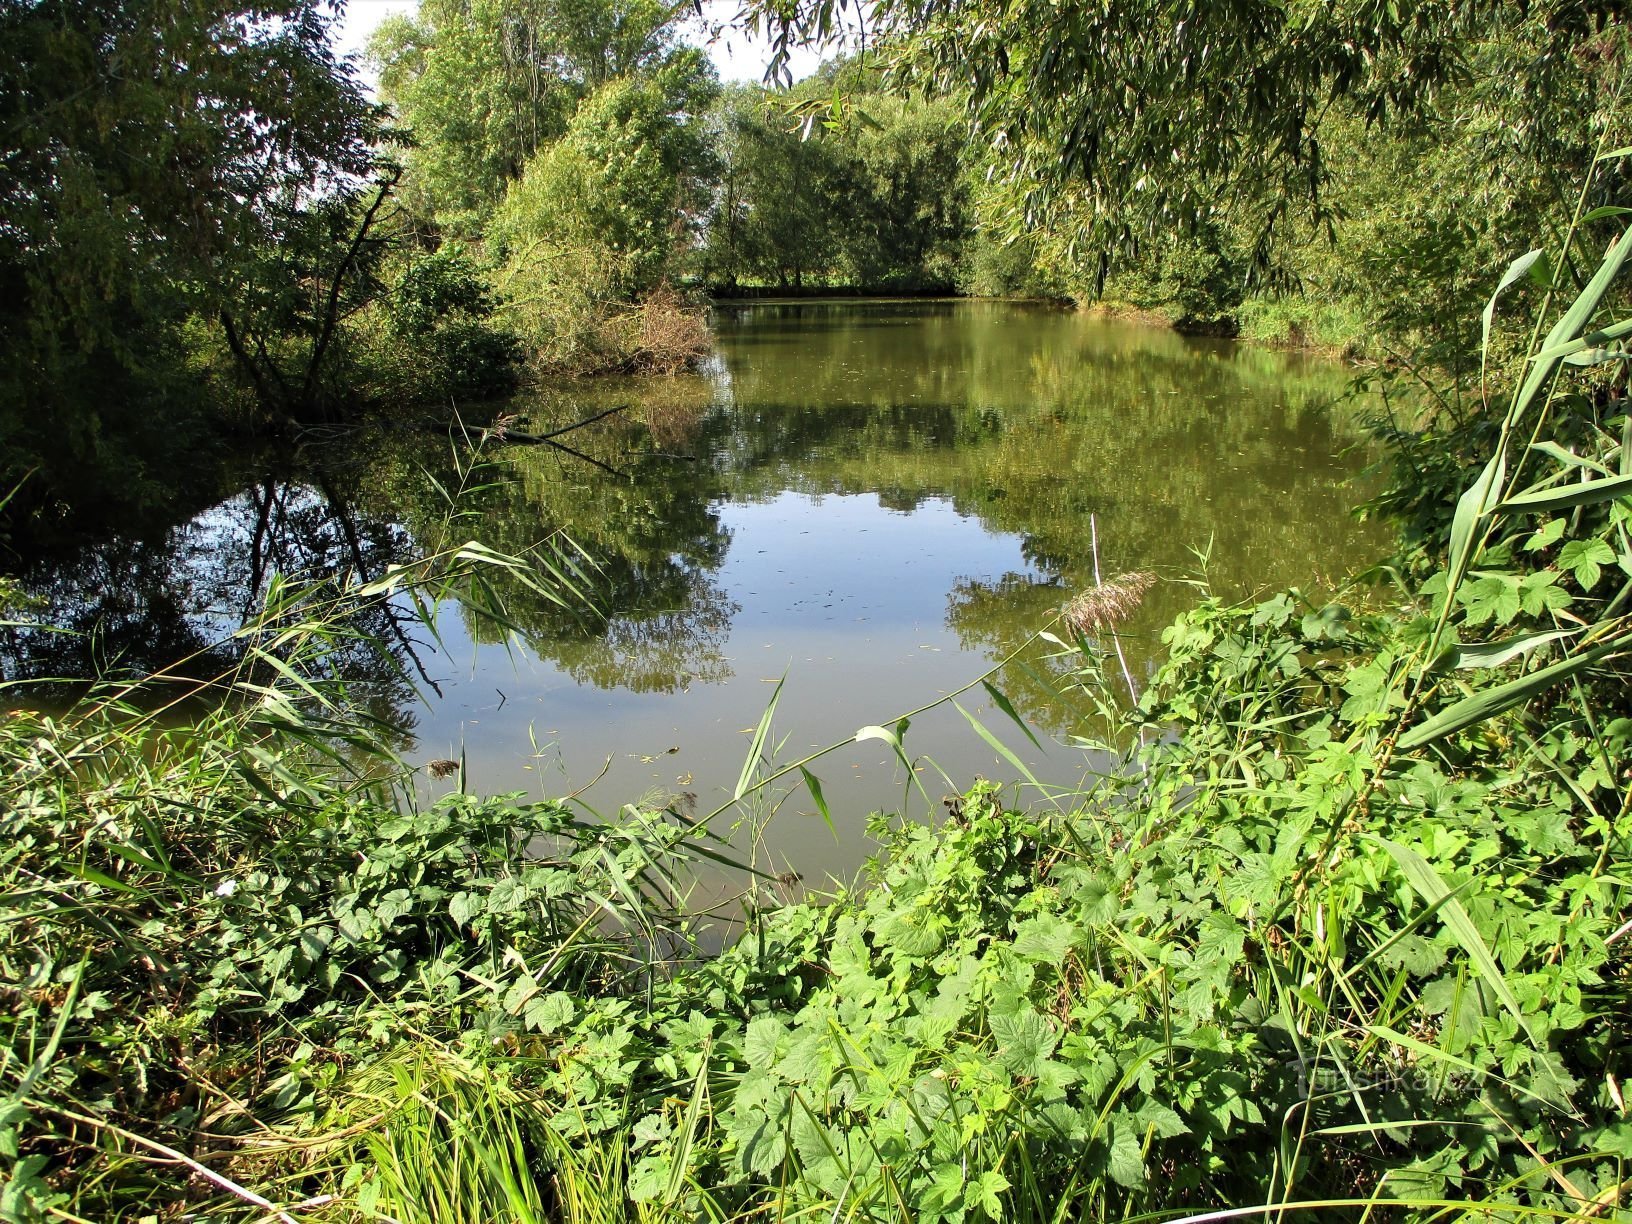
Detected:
[
  {"left": 4, "top": 300, "right": 1387, "bottom": 882},
  {"left": 421, "top": 300, "right": 1385, "bottom": 881}
]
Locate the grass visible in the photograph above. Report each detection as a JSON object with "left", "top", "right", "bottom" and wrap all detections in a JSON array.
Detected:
[{"left": 4, "top": 206, "right": 1632, "bottom": 1223}]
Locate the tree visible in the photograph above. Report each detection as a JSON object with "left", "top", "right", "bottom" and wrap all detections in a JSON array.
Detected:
[
  {"left": 698, "top": 86, "right": 853, "bottom": 289},
  {"left": 829, "top": 90, "right": 968, "bottom": 289},
  {"left": 747, "top": 0, "right": 1628, "bottom": 290},
  {"left": 0, "top": 0, "right": 381, "bottom": 534},
  {"left": 369, "top": 0, "right": 704, "bottom": 234},
  {"left": 488, "top": 69, "right": 719, "bottom": 367}
]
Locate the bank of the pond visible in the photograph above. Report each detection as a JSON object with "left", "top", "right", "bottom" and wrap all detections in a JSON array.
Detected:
[
  {"left": 4, "top": 549, "right": 1626, "bottom": 1221},
  {"left": 7, "top": 244, "right": 1631, "bottom": 1223}
]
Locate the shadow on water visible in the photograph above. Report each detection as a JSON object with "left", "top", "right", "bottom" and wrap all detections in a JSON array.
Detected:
[{"left": 1, "top": 303, "right": 1387, "bottom": 881}]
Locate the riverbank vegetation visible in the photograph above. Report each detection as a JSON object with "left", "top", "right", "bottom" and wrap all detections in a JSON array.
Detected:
[
  {"left": 4, "top": 216, "right": 1631, "bottom": 1217},
  {"left": 5, "top": 0, "right": 1632, "bottom": 1218}
]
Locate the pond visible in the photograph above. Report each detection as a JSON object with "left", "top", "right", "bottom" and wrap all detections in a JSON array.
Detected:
[{"left": 2, "top": 299, "right": 1387, "bottom": 884}]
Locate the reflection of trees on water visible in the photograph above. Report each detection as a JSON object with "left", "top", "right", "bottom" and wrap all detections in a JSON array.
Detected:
[
  {"left": 694, "top": 300, "right": 1386, "bottom": 739},
  {"left": 1, "top": 396, "right": 743, "bottom": 711},
  {"left": 429, "top": 406, "right": 739, "bottom": 695},
  {"left": 0, "top": 467, "right": 425, "bottom": 733},
  {"left": 707, "top": 301, "right": 1381, "bottom": 599},
  {"left": 5, "top": 303, "right": 1387, "bottom": 751}
]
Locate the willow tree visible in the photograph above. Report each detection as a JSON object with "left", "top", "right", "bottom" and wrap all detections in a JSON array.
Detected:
[
  {"left": 0, "top": 0, "right": 382, "bottom": 536},
  {"left": 745, "top": 0, "right": 1628, "bottom": 295}
]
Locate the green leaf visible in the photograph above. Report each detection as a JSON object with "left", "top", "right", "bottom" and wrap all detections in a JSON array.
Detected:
[
  {"left": 1439, "top": 629, "right": 1571, "bottom": 671},
  {"left": 1012, "top": 914, "right": 1080, "bottom": 964},
  {"left": 1104, "top": 1115, "right": 1146, "bottom": 1187},
  {"left": 1494, "top": 472, "right": 1632, "bottom": 515},
  {"left": 1524, "top": 518, "right": 1567, "bottom": 551},
  {"left": 1446, "top": 453, "right": 1506, "bottom": 597},
  {"left": 953, "top": 698, "right": 1044, "bottom": 791},
  {"left": 1368, "top": 837, "right": 1531, "bottom": 1043},
  {"left": 982, "top": 679, "right": 1042, "bottom": 751},
  {"left": 1529, "top": 440, "right": 1612, "bottom": 476},
  {"left": 1457, "top": 574, "right": 1520, "bottom": 626},
  {"left": 735, "top": 675, "right": 784, "bottom": 801},
  {"left": 990, "top": 1008, "right": 1057, "bottom": 1078},
  {"left": 1559, "top": 538, "right": 1615, "bottom": 590},
  {"left": 1397, "top": 631, "right": 1632, "bottom": 750},
  {"left": 1513, "top": 230, "right": 1632, "bottom": 423},
  {"left": 744, "top": 1015, "right": 785, "bottom": 1070},
  {"left": 855, "top": 723, "right": 900, "bottom": 748},
  {"left": 972, "top": 1169, "right": 1009, "bottom": 1216},
  {"left": 1481, "top": 249, "right": 1542, "bottom": 367},
  {"left": 799, "top": 766, "right": 833, "bottom": 837},
  {"left": 523, "top": 991, "right": 575, "bottom": 1033},
  {"left": 1134, "top": 1101, "right": 1189, "bottom": 1138}
]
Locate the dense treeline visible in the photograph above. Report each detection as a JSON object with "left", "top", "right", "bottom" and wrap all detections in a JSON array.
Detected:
[{"left": 6, "top": 0, "right": 1627, "bottom": 550}]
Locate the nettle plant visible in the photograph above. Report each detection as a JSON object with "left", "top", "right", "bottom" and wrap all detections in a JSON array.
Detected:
[{"left": 484, "top": 215, "right": 1632, "bottom": 1220}]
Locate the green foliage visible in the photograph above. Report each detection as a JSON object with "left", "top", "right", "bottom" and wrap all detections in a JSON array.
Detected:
[
  {"left": 293, "top": 182, "right": 1632, "bottom": 1224},
  {"left": 369, "top": 0, "right": 700, "bottom": 235},
  {"left": 698, "top": 76, "right": 971, "bottom": 291},
  {"left": 493, "top": 77, "right": 705, "bottom": 302},
  {"left": 376, "top": 249, "right": 523, "bottom": 401},
  {"left": 0, "top": 0, "right": 382, "bottom": 529},
  {"left": 0, "top": 536, "right": 728, "bottom": 1221}
]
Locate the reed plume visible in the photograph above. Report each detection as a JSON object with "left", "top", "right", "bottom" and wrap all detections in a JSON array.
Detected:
[{"left": 1061, "top": 570, "right": 1156, "bottom": 635}]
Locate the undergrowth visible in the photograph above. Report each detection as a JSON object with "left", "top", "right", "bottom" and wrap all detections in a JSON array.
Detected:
[{"left": 3, "top": 193, "right": 1632, "bottom": 1222}]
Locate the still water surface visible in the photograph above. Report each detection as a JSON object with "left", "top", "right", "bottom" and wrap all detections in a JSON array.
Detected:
[
  {"left": 418, "top": 300, "right": 1386, "bottom": 881},
  {"left": 5, "top": 301, "right": 1387, "bottom": 883}
]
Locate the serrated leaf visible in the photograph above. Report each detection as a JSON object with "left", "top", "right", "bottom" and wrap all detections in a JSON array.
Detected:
[
  {"left": 1135, "top": 1101, "right": 1190, "bottom": 1138},
  {"left": 1560, "top": 538, "right": 1615, "bottom": 590},
  {"left": 990, "top": 1008, "right": 1057, "bottom": 1078},
  {"left": 523, "top": 990, "right": 575, "bottom": 1033},
  {"left": 744, "top": 1015, "right": 785, "bottom": 1070},
  {"left": 1104, "top": 1116, "right": 1146, "bottom": 1187},
  {"left": 1368, "top": 837, "right": 1531, "bottom": 1043},
  {"left": 1012, "top": 914, "right": 1080, "bottom": 964}
]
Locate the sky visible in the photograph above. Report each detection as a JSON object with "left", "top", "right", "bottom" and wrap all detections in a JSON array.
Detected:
[{"left": 331, "top": 0, "right": 834, "bottom": 87}]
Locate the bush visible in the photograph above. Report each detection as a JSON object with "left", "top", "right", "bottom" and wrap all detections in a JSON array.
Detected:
[{"left": 368, "top": 248, "right": 523, "bottom": 404}]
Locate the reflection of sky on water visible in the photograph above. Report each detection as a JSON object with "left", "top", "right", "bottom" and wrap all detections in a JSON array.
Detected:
[{"left": 414, "top": 491, "right": 1072, "bottom": 886}]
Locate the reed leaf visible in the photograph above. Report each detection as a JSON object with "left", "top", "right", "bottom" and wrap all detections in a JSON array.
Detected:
[
  {"left": 1368, "top": 836, "right": 1534, "bottom": 1043},
  {"left": 1492, "top": 470, "right": 1632, "bottom": 514},
  {"left": 1398, "top": 630, "right": 1632, "bottom": 749}
]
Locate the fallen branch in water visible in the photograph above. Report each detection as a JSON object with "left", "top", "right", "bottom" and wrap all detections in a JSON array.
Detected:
[{"left": 484, "top": 403, "right": 628, "bottom": 444}]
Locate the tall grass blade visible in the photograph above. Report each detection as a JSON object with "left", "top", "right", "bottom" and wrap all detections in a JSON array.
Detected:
[
  {"left": 1493, "top": 471, "right": 1632, "bottom": 513},
  {"left": 1364, "top": 1026, "right": 1572, "bottom": 1112},
  {"left": 1368, "top": 837, "right": 1533, "bottom": 1042},
  {"left": 1398, "top": 631, "right": 1632, "bottom": 749},
  {"left": 735, "top": 675, "right": 785, "bottom": 802},
  {"left": 952, "top": 699, "right": 1045, "bottom": 793},
  {"left": 981, "top": 679, "right": 1043, "bottom": 751},
  {"left": 1483, "top": 249, "right": 1544, "bottom": 377},
  {"left": 1512, "top": 229, "right": 1632, "bottom": 421},
  {"left": 1446, "top": 452, "right": 1507, "bottom": 599}
]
